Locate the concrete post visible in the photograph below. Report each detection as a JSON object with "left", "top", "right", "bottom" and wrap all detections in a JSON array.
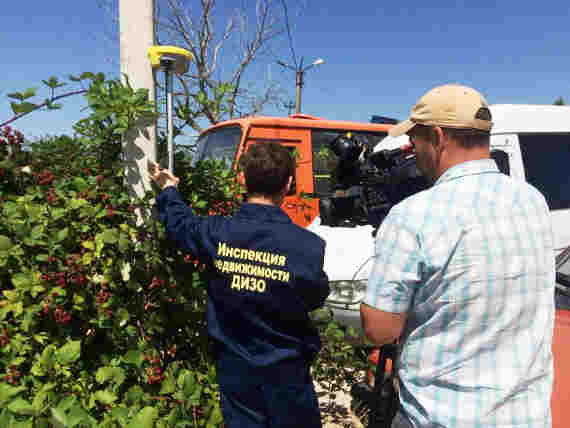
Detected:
[{"left": 119, "top": 0, "right": 156, "bottom": 199}]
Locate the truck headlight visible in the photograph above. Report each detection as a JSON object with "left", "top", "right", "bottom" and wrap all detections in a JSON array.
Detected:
[{"left": 326, "top": 279, "right": 367, "bottom": 306}]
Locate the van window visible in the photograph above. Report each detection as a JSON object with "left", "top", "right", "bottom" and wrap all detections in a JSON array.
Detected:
[
  {"left": 196, "top": 126, "right": 242, "bottom": 167},
  {"left": 518, "top": 134, "right": 570, "bottom": 210},
  {"left": 490, "top": 149, "right": 510, "bottom": 175},
  {"left": 311, "top": 130, "right": 387, "bottom": 196}
]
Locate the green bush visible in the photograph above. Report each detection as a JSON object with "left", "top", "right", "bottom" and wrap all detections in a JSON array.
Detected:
[
  {"left": 0, "top": 75, "right": 368, "bottom": 427},
  {"left": 0, "top": 75, "right": 241, "bottom": 427}
]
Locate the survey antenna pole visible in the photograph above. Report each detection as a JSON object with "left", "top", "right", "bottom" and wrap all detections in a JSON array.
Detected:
[{"left": 166, "top": 64, "right": 174, "bottom": 171}]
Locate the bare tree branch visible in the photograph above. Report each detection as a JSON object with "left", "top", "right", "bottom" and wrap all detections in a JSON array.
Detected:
[
  {"left": 280, "top": 0, "right": 297, "bottom": 67},
  {"left": 101, "top": 0, "right": 300, "bottom": 132}
]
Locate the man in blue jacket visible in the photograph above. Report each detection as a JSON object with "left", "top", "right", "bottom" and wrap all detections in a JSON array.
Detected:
[{"left": 151, "top": 142, "right": 330, "bottom": 428}]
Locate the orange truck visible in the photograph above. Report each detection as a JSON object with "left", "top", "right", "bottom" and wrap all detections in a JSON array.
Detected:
[{"left": 194, "top": 110, "right": 570, "bottom": 426}]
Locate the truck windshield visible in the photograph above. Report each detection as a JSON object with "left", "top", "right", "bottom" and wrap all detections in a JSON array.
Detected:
[{"left": 195, "top": 126, "right": 242, "bottom": 167}]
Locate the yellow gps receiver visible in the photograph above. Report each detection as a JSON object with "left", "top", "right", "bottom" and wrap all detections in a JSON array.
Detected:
[{"left": 148, "top": 46, "right": 193, "bottom": 75}]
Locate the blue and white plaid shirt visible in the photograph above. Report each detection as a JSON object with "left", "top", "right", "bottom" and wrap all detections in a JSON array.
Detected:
[{"left": 365, "top": 159, "right": 555, "bottom": 428}]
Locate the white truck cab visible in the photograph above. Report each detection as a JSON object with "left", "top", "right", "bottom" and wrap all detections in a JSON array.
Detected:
[
  {"left": 488, "top": 104, "right": 570, "bottom": 253},
  {"left": 318, "top": 104, "right": 570, "bottom": 330}
]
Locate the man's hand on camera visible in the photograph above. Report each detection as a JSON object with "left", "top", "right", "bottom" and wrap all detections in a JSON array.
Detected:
[{"left": 149, "top": 162, "right": 180, "bottom": 190}]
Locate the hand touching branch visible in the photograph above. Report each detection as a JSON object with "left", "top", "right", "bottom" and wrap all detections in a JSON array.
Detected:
[{"left": 149, "top": 162, "right": 180, "bottom": 190}]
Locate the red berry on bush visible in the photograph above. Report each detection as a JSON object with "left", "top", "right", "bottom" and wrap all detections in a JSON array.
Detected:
[
  {"left": 37, "top": 170, "right": 55, "bottom": 185},
  {"left": 0, "top": 328, "right": 10, "bottom": 347}
]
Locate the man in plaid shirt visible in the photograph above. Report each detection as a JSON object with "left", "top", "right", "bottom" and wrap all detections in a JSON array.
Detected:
[{"left": 361, "top": 84, "right": 555, "bottom": 427}]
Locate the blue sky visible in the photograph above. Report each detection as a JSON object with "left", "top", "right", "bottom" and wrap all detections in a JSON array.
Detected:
[{"left": 2, "top": 0, "right": 570, "bottom": 139}]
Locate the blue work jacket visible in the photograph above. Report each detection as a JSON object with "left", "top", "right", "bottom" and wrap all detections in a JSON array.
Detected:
[{"left": 156, "top": 187, "right": 330, "bottom": 367}]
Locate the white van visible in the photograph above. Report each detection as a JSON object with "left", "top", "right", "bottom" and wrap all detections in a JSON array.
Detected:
[
  {"left": 488, "top": 104, "right": 570, "bottom": 254},
  {"left": 319, "top": 104, "right": 570, "bottom": 330}
]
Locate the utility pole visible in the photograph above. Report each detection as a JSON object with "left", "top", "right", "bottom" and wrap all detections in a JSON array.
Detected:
[
  {"left": 277, "top": 57, "right": 324, "bottom": 114},
  {"left": 119, "top": 0, "right": 156, "bottom": 199},
  {"left": 295, "top": 68, "right": 303, "bottom": 115}
]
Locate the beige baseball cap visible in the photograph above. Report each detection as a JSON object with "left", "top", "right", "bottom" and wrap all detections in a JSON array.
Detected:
[{"left": 389, "top": 84, "right": 493, "bottom": 137}]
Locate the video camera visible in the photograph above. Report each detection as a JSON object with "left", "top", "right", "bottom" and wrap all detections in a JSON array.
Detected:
[{"left": 319, "top": 132, "right": 428, "bottom": 232}]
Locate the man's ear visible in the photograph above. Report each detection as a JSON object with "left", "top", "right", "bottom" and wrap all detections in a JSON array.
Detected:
[{"left": 432, "top": 126, "right": 446, "bottom": 150}]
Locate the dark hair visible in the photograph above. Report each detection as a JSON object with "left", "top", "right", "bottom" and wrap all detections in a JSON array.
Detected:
[
  {"left": 413, "top": 125, "right": 490, "bottom": 148},
  {"left": 441, "top": 128, "right": 490, "bottom": 148},
  {"left": 239, "top": 142, "right": 295, "bottom": 196}
]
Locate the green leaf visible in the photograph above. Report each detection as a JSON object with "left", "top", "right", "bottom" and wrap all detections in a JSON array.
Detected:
[
  {"left": 32, "top": 383, "right": 55, "bottom": 413},
  {"left": 0, "top": 301, "right": 23, "bottom": 319},
  {"left": 12, "top": 272, "right": 34, "bottom": 289},
  {"left": 159, "top": 376, "right": 176, "bottom": 394},
  {"left": 3, "top": 290, "right": 19, "bottom": 301},
  {"left": 8, "top": 398, "right": 35, "bottom": 416},
  {"left": 11, "top": 102, "right": 39, "bottom": 115},
  {"left": 93, "top": 390, "right": 117, "bottom": 405},
  {"left": 116, "top": 307, "right": 130, "bottom": 327},
  {"left": 127, "top": 406, "right": 158, "bottom": 428},
  {"left": 110, "top": 407, "right": 129, "bottom": 424},
  {"left": 125, "top": 386, "right": 144, "bottom": 404},
  {"left": 0, "top": 408, "right": 15, "bottom": 426},
  {"left": 7, "top": 92, "right": 25, "bottom": 101},
  {"left": 123, "top": 350, "right": 143, "bottom": 367},
  {"left": 32, "top": 333, "right": 49, "bottom": 344},
  {"left": 21, "top": 87, "right": 37, "bottom": 99},
  {"left": 206, "top": 406, "right": 223, "bottom": 427},
  {"left": 82, "top": 240, "right": 94, "bottom": 250},
  {"left": 178, "top": 371, "right": 199, "bottom": 398},
  {"left": 101, "top": 229, "right": 118, "bottom": 244},
  {"left": 26, "top": 204, "right": 46, "bottom": 221},
  {"left": 0, "top": 383, "right": 26, "bottom": 406},
  {"left": 65, "top": 405, "right": 93, "bottom": 428},
  {"left": 55, "top": 228, "right": 68, "bottom": 243},
  {"left": 95, "top": 367, "right": 126, "bottom": 386},
  {"left": 72, "top": 177, "right": 88, "bottom": 192},
  {"left": 31, "top": 286, "right": 46, "bottom": 298},
  {"left": 69, "top": 198, "right": 87, "bottom": 210},
  {"left": 31, "top": 225, "right": 45, "bottom": 240},
  {"left": 79, "top": 72, "right": 96, "bottom": 80},
  {"left": 50, "top": 407, "right": 70, "bottom": 428},
  {"left": 72, "top": 294, "right": 84, "bottom": 308},
  {"left": 118, "top": 235, "right": 130, "bottom": 253},
  {"left": 51, "top": 208, "right": 66, "bottom": 220},
  {"left": 42, "top": 76, "right": 65, "bottom": 89},
  {"left": 35, "top": 254, "right": 49, "bottom": 262},
  {"left": 55, "top": 340, "right": 81, "bottom": 365},
  {"left": 0, "top": 236, "right": 13, "bottom": 251}
]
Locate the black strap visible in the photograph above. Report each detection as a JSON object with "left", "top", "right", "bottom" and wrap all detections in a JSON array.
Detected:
[{"left": 351, "top": 344, "right": 400, "bottom": 428}]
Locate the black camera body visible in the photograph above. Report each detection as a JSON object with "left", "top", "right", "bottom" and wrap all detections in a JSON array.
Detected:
[{"left": 319, "top": 133, "right": 428, "bottom": 232}]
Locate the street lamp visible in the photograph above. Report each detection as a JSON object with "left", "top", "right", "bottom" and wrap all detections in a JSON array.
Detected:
[{"left": 277, "top": 57, "right": 324, "bottom": 114}]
